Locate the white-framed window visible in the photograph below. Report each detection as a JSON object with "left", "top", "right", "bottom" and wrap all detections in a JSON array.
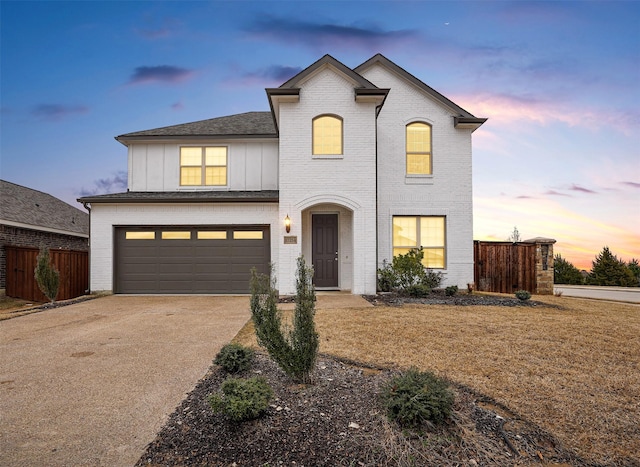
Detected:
[
  {"left": 406, "top": 122, "right": 432, "bottom": 175},
  {"left": 392, "top": 216, "right": 445, "bottom": 268},
  {"left": 312, "top": 115, "right": 343, "bottom": 155},
  {"left": 180, "top": 146, "right": 227, "bottom": 186}
]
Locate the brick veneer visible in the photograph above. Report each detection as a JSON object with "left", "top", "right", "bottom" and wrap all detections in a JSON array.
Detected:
[{"left": 0, "top": 224, "right": 88, "bottom": 288}]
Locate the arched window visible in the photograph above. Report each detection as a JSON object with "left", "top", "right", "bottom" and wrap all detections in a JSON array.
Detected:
[
  {"left": 313, "top": 115, "right": 343, "bottom": 155},
  {"left": 406, "top": 122, "right": 432, "bottom": 175}
]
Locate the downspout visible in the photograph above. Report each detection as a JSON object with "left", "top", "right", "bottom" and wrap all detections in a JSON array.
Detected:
[
  {"left": 81, "top": 201, "right": 91, "bottom": 294},
  {"left": 375, "top": 104, "right": 382, "bottom": 289}
]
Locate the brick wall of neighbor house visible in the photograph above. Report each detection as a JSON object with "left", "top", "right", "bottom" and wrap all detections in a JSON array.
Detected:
[
  {"left": 360, "top": 64, "right": 475, "bottom": 288},
  {"left": 277, "top": 68, "right": 379, "bottom": 295},
  {"left": 88, "top": 202, "right": 279, "bottom": 292},
  {"left": 0, "top": 224, "right": 89, "bottom": 289}
]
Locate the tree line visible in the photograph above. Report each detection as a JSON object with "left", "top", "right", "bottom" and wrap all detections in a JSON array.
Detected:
[{"left": 554, "top": 247, "right": 640, "bottom": 287}]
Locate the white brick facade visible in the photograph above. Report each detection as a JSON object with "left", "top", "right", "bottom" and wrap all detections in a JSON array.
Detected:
[{"left": 84, "top": 54, "right": 483, "bottom": 295}]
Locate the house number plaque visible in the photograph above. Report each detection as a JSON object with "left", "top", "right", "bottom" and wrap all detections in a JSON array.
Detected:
[{"left": 284, "top": 236, "right": 297, "bottom": 244}]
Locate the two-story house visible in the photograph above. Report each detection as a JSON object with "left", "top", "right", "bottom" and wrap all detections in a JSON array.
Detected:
[{"left": 78, "top": 54, "right": 485, "bottom": 295}]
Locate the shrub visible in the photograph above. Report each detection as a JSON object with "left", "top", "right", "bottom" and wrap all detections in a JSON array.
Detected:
[
  {"left": 445, "top": 285, "right": 458, "bottom": 296},
  {"left": 377, "top": 260, "right": 397, "bottom": 292},
  {"left": 381, "top": 368, "right": 454, "bottom": 428},
  {"left": 250, "top": 256, "right": 319, "bottom": 384},
  {"left": 214, "top": 343, "right": 255, "bottom": 373},
  {"left": 377, "top": 249, "right": 443, "bottom": 295},
  {"left": 405, "top": 284, "right": 431, "bottom": 298},
  {"left": 208, "top": 376, "right": 273, "bottom": 422},
  {"left": 515, "top": 290, "right": 531, "bottom": 301},
  {"left": 34, "top": 247, "right": 60, "bottom": 303}
]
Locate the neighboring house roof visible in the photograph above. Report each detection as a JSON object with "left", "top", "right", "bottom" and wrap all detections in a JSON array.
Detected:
[
  {"left": 78, "top": 190, "right": 279, "bottom": 204},
  {"left": 116, "top": 111, "right": 277, "bottom": 144},
  {"left": 0, "top": 180, "right": 89, "bottom": 237},
  {"left": 355, "top": 54, "right": 487, "bottom": 130}
]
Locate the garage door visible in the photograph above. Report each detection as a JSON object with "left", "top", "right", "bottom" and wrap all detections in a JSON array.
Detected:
[{"left": 114, "top": 226, "right": 270, "bottom": 294}]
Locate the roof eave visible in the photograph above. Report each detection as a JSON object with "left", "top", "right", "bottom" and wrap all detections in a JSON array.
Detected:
[
  {"left": 115, "top": 134, "right": 278, "bottom": 145},
  {"left": 454, "top": 116, "right": 488, "bottom": 132}
]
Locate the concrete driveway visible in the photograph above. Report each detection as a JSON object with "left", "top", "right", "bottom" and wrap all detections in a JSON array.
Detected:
[{"left": 0, "top": 295, "right": 251, "bottom": 467}]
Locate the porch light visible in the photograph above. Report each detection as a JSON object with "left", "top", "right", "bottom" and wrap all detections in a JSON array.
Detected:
[{"left": 284, "top": 214, "right": 291, "bottom": 233}]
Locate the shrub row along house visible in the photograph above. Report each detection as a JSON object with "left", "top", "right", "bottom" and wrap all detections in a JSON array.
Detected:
[{"left": 78, "top": 54, "right": 486, "bottom": 295}]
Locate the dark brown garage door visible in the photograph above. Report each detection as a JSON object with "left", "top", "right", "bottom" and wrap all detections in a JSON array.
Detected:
[{"left": 114, "top": 226, "right": 270, "bottom": 294}]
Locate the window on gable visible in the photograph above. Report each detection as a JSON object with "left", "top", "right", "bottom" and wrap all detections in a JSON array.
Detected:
[
  {"left": 180, "top": 146, "right": 227, "bottom": 186},
  {"left": 313, "top": 115, "right": 343, "bottom": 155},
  {"left": 406, "top": 122, "right": 432, "bottom": 175},
  {"left": 392, "top": 216, "right": 445, "bottom": 268}
]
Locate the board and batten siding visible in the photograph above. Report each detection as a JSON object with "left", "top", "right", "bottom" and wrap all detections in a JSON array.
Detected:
[{"left": 128, "top": 141, "right": 279, "bottom": 192}]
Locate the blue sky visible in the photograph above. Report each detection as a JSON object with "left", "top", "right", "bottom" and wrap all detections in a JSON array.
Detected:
[{"left": 1, "top": 0, "right": 638, "bottom": 269}]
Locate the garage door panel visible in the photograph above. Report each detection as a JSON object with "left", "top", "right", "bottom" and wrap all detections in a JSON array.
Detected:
[{"left": 115, "top": 226, "right": 270, "bottom": 294}]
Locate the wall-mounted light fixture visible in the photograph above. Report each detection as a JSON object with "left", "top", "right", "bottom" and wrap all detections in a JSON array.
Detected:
[{"left": 284, "top": 214, "right": 291, "bottom": 233}]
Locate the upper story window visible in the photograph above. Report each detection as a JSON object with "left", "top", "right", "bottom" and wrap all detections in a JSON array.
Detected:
[
  {"left": 180, "top": 146, "right": 227, "bottom": 186},
  {"left": 313, "top": 115, "right": 343, "bottom": 155},
  {"left": 392, "top": 215, "right": 445, "bottom": 268},
  {"left": 406, "top": 122, "right": 432, "bottom": 175}
]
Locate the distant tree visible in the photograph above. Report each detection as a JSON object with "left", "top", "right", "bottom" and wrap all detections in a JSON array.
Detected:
[
  {"left": 34, "top": 247, "right": 60, "bottom": 302},
  {"left": 508, "top": 226, "right": 521, "bottom": 243},
  {"left": 554, "top": 254, "right": 584, "bottom": 285},
  {"left": 587, "top": 247, "right": 636, "bottom": 287},
  {"left": 627, "top": 259, "right": 640, "bottom": 287}
]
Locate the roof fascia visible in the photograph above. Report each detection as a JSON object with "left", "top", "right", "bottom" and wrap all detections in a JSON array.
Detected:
[
  {"left": 0, "top": 219, "right": 89, "bottom": 238},
  {"left": 115, "top": 134, "right": 278, "bottom": 145},
  {"left": 77, "top": 194, "right": 280, "bottom": 204}
]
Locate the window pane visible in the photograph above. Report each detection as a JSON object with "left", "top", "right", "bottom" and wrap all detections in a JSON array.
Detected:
[
  {"left": 406, "top": 123, "right": 431, "bottom": 152},
  {"left": 125, "top": 231, "right": 155, "bottom": 240},
  {"left": 407, "top": 154, "right": 431, "bottom": 175},
  {"left": 197, "top": 231, "right": 227, "bottom": 239},
  {"left": 420, "top": 217, "right": 445, "bottom": 247},
  {"left": 313, "top": 116, "right": 342, "bottom": 155},
  {"left": 205, "top": 167, "right": 227, "bottom": 185},
  {"left": 180, "top": 147, "right": 202, "bottom": 166},
  {"left": 422, "top": 248, "right": 445, "bottom": 268},
  {"left": 233, "top": 231, "right": 263, "bottom": 239},
  {"left": 205, "top": 147, "right": 227, "bottom": 166},
  {"left": 181, "top": 167, "right": 201, "bottom": 185},
  {"left": 161, "top": 231, "right": 191, "bottom": 239},
  {"left": 393, "top": 247, "right": 413, "bottom": 258},
  {"left": 392, "top": 217, "right": 417, "bottom": 247}
]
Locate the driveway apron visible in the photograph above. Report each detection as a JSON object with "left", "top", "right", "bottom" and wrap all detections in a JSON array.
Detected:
[{"left": 0, "top": 295, "right": 251, "bottom": 467}]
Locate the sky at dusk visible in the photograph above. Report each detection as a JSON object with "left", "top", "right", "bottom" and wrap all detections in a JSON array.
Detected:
[{"left": 1, "top": 0, "right": 638, "bottom": 271}]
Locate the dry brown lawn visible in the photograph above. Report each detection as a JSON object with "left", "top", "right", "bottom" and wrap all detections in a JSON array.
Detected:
[{"left": 235, "top": 295, "right": 640, "bottom": 466}]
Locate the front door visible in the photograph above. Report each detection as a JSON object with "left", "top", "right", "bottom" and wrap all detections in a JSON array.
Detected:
[{"left": 312, "top": 214, "right": 338, "bottom": 288}]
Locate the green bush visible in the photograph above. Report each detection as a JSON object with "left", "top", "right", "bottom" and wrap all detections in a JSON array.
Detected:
[
  {"left": 405, "top": 284, "right": 431, "bottom": 298},
  {"left": 250, "top": 256, "right": 319, "bottom": 384},
  {"left": 381, "top": 368, "right": 454, "bottom": 428},
  {"left": 445, "top": 285, "right": 458, "bottom": 296},
  {"left": 208, "top": 376, "right": 273, "bottom": 422},
  {"left": 34, "top": 247, "right": 60, "bottom": 303},
  {"left": 214, "top": 343, "right": 255, "bottom": 373},
  {"left": 515, "top": 290, "right": 531, "bottom": 301},
  {"left": 377, "top": 249, "right": 444, "bottom": 295}
]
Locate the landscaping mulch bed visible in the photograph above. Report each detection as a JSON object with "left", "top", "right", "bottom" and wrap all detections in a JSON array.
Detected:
[
  {"left": 136, "top": 353, "right": 582, "bottom": 467},
  {"left": 362, "top": 290, "right": 555, "bottom": 308}
]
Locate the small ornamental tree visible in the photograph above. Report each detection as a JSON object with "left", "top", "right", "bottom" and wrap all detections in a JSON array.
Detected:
[
  {"left": 554, "top": 254, "right": 584, "bottom": 285},
  {"left": 250, "top": 256, "right": 319, "bottom": 384},
  {"left": 588, "top": 247, "right": 636, "bottom": 287},
  {"left": 34, "top": 247, "right": 60, "bottom": 303}
]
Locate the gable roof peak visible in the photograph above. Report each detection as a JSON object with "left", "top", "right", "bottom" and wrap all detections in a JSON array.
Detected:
[{"left": 278, "top": 54, "right": 379, "bottom": 90}]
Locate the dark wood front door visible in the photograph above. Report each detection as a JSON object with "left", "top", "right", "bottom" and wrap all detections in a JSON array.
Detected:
[{"left": 312, "top": 214, "right": 338, "bottom": 288}]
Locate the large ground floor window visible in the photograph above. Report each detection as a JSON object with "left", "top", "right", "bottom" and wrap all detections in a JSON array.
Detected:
[{"left": 392, "top": 216, "right": 445, "bottom": 268}]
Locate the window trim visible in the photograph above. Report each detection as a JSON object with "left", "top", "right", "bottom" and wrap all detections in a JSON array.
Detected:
[
  {"left": 405, "top": 121, "right": 432, "bottom": 175},
  {"left": 392, "top": 215, "right": 446, "bottom": 269},
  {"left": 312, "top": 114, "right": 343, "bottom": 156},
  {"left": 179, "top": 146, "right": 228, "bottom": 187}
]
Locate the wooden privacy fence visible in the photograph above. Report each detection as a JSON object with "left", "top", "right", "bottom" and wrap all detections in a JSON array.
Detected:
[
  {"left": 5, "top": 246, "right": 89, "bottom": 302},
  {"left": 474, "top": 241, "right": 537, "bottom": 294}
]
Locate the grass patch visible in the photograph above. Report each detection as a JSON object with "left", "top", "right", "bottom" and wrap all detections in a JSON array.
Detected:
[{"left": 235, "top": 295, "right": 640, "bottom": 465}]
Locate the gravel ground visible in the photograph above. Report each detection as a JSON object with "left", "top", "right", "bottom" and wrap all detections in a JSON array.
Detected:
[
  {"left": 362, "top": 290, "right": 556, "bottom": 308},
  {"left": 136, "top": 351, "right": 582, "bottom": 466}
]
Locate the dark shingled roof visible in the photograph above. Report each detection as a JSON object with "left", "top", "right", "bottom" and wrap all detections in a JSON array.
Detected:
[
  {"left": 78, "top": 190, "right": 279, "bottom": 204},
  {"left": 1, "top": 180, "right": 89, "bottom": 236},
  {"left": 116, "top": 111, "right": 277, "bottom": 143}
]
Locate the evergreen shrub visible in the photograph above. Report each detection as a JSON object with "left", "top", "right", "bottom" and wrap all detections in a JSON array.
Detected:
[
  {"left": 208, "top": 376, "right": 273, "bottom": 422},
  {"left": 214, "top": 343, "right": 255, "bottom": 373}
]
